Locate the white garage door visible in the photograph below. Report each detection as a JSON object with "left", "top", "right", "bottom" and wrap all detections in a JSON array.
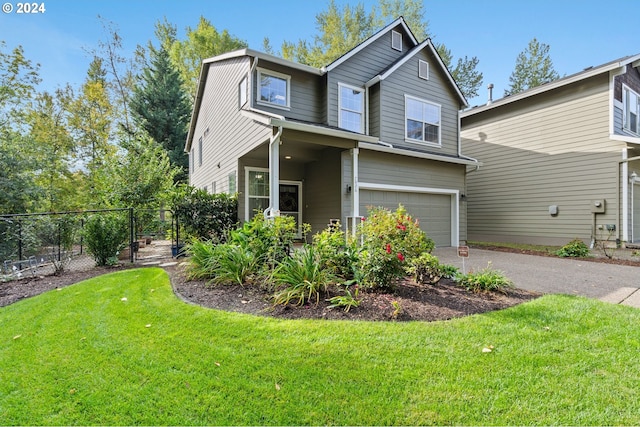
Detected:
[{"left": 359, "top": 190, "right": 452, "bottom": 247}]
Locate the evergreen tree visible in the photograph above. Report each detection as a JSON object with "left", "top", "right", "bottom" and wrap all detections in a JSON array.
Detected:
[
  {"left": 505, "top": 38, "right": 560, "bottom": 96},
  {"left": 130, "top": 46, "right": 191, "bottom": 183}
]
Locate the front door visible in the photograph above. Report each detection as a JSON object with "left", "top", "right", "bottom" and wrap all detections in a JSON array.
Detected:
[{"left": 280, "top": 181, "right": 302, "bottom": 237}]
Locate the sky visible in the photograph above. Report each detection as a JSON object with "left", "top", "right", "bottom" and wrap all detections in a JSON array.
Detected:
[{"left": 1, "top": 0, "right": 639, "bottom": 107}]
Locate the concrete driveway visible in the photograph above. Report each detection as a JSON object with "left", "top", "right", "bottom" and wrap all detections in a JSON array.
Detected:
[{"left": 433, "top": 247, "right": 640, "bottom": 307}]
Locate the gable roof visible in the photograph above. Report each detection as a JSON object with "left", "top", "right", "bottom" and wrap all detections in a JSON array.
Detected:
[
  {"left": 364, "top": 38, "right": 468, "bottom": 107},
  {"left": 462, "top": 53, "right": 640, "bottom": 118},
  {"left": 321, "top": 16, "right": 418, "bottom": 73}
]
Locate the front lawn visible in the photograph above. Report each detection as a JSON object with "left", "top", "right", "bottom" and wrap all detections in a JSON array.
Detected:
[{"left": 1, "top": 268, "right": 639, "bottom": 425}]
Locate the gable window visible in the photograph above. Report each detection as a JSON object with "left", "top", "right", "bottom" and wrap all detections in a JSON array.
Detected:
[
  {"left": 623, "top": 85, "right": 640, "bottom": 135},
  {"left": 257, "top": 68, "right": 290, "bottom": 109},
  {"left": 391, "top": 30, "right": 402, "bottom": 51},
  {"left": 419, "top": 60, "right": 429, "bottom": 80},
  {"left": 405, "top": 95, "right": 441, "bottom": 145},
  {"left": 338, "top": 83, "right": 364, "bottom": 133},
  {"left": 239, "top": 76, "right": 248, "bottom": 108}
]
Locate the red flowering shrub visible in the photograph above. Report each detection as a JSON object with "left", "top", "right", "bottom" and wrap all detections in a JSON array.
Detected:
[{"left": 357, "top": 205, "right": 434, "bottom": 290}]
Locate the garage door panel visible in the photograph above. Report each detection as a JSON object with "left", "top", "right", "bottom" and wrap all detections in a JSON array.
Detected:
[{"left": 360, "top": 190, "right": 452, "bottom": 247}]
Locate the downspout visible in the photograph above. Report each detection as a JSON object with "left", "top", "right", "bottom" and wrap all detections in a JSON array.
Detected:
[{"left": 265, "top": 126, "right": 283, "bottom": 219}]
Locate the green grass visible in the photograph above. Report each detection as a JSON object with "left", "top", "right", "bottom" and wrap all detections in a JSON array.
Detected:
[
  {"left": 1, "top": 268, "right": 640, "bottom": 425},
  {"left": 469, "top": 240, "right": 562, "bottom": 254}
]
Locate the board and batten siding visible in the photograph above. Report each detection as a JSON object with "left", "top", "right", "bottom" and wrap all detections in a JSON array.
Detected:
[
  {"left": 462, "top": 73, "right": 627, "bottom": 245},
  {"left": 189, "top": 57, "right": 272, "bottom": 194},
  {"left": 327, "top": 26, "right": 409, "bottom": 128},
  {"left": 377, "top": 48, "right": 461, "bottom": 157}
]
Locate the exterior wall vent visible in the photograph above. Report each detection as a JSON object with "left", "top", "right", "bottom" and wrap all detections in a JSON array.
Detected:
[
  {"left": 391, "top": 30, "right": 402, "bottom": 51},
  {"left": 419, "top": 60, "right": 429, "bottom": 80}
]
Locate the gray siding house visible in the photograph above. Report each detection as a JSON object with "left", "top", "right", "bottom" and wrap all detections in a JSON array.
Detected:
[
  {"left": 461, "top": 54, "right": 640, "bottom": 246},
  {"left": 186, "top": 17, "right": 479, "bottom": 247}
]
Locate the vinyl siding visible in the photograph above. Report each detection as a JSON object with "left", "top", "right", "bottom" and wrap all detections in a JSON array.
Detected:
[
  {"left": 340, "top": 149, "right": 466, "bottom": 243},
  {"left": 252, "top": 59, "right": 323, "bottom": 123},
  {"left": 189, "top": 57, "right": 272, "bottom": 193},
  {"left": 304, "top": 148, "right": 343, "bottom": 236},
  {"left": 462, "top": 73, "right": 627, "bottom": 245},
  {"left": 377, "top": 48, "right": 461, "bottom": 157},
  {"left": 327, "top": 25, "right": 409, "bottom": 128}
]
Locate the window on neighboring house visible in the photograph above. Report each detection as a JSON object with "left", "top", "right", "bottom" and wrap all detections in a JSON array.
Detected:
[
  {"left": 257, "top": 68, "right": 290, "bottom": 108},
  {"left": 190, "top": 148, "right": 194, "bottom": 174},
  {"left": 246, "top": 168, "right": 269, "bottom": 217},
  {"left": 228, "top": 171, "right": 236, "bottom": 194},
  {"left": 338, "top": 83, "right": 364, "bottom": 133},
  {"left": 212, "top": 181, "right": 217, "bottom": 194},
  {"left": 405, "top": 95, "right": 441, "bottom": 145},
  {"left": 391, "top": 30, "right": 402, "bottom": 51},
  {"left": 198, "top": 137, "right": 203, "bottom": 166},
  {"left": 623, "top": 85, "right": 640, "bottom": 135},
  {"left": 239, "top": 76, "right": 248, "bottom": 108},
  {"left": 419, "top": 60, "right": 429, "bottom": 80}
]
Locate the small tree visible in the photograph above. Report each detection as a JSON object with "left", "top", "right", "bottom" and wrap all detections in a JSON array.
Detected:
[
  {"left": 505, "top": 38, "right": 560, "bottom": 96},
  {"left": 84, "top": 213, "right": 128, "bottom": 266}
]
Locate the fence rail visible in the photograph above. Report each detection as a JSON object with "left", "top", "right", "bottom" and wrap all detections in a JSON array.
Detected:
[{"left": 0, "top": 208, "right": 175, "bottom": 281}]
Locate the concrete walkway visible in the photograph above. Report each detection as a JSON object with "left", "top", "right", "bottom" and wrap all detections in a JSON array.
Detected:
[{"left": 433, "top": 247, "right": 640, "bottom": 308}]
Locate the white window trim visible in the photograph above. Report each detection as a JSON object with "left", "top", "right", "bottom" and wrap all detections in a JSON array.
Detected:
[
  {"left": 338, "top": 82, "right": 365, "bottom": 133},
  {"left": 419, "top": 60, "right": 429, "bottom": 80},
  {"left": 623, "top": 83, "right": 640, "bottom": 135},
  {"left": 404, "top": 94, "right": 442, "bottom": 147},
  {"left": 239, "top": 75, "right": 248, "bottom": 108},
  {"left": 256, "top": 67, "right": 291, "bottom": 110},
  {"left": 391, "top": 30, "right": 402, "bottom": 51},
  {"left": 245, "top": 167, "right": 270, "bottom": 221}
]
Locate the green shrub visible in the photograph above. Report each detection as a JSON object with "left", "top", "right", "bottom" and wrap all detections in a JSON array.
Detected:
[
  {"left": 84, "top": 214, "right": 128, "bottom": 266},
  {"left": 407, "top": 253, "right": 444, "bottom": 285},
  {"left": 170, "top": 185, "right": 238, "bottom": 242},
  {"left": 357, "top": 205, "right": 434, "bottom": 290},
  {"left": 211, "top": 243, "right": 258, "bottom": 286},
  {"left": 185, "top": 240, "right": 219, "bottom": 280},
  {"left": 272, "top": 246, "right": 335, "bottom": 306},
  {"left": 456, "top": 263, "right": 514, "bottom": 293},
  {"left": 556, "top": 239, "right": 590, "bottom": 257},
  {"left": 327, "top": 284, "right": 360, "bottom": 312},
  {"left": 313, "top": 223, "right": 359, "bottom": 280}
]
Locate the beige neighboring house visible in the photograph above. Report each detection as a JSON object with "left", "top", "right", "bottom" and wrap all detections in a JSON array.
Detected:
[
  {"left": 461, "top": 54, "right": 640, "bottom": 246},
  {"left": 185, "top": 17, "right": 480, "bottom": 247}
]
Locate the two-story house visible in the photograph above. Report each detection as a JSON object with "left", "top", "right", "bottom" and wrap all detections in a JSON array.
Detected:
[
  {"left": 461, "top": 54, "right": 640, "bottom": 246},
  {"left": 186, "top": 17, "right": 479, "bottom": 247}
]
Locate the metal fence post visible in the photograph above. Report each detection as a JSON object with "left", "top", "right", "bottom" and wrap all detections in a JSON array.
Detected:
[{"left": 129, "top": 207, "right": 134, "bottom": 263}]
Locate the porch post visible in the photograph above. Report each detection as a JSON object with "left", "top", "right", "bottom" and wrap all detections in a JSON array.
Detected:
[
  {"left": 351, "top": 147, "right": 359, "bottom": 235},
  {"left": 268, "top": 127, "right": 282, "bottom": 218}
]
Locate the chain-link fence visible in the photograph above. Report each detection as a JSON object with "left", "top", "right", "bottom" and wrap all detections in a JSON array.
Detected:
[{"left": 0, "top": 208, "right": 177, "bottom": 281}]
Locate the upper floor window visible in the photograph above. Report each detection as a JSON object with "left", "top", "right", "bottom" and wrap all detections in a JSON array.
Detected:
[
  {"left": 257, "top": 68, "right": 290, "bottom": 109},
  {"left": 623, "top": 84, "right": 640, "bottom": 135},
  {"left": 405, "top": 95, "right": 441, "bottom": 145},
  {"left": 338, "top": 83, "right": 364, "bottom": 133}
]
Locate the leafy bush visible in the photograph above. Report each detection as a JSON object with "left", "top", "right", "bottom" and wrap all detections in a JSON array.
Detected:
[
  {"left": 170, "top": 185, "right": 237, "bottom": 242},
  {"left": 272, "top": 246, "right": 335, "bottom": 306},
  {"left": 456, "top": 263, "right": 514, "bottom": 293},
  {"left": 313, "top": 223, "right": 359, "bottom": 280},
  {"left": 357, "top": 205, "right": 434, "bottom": 290},
  {"left": 408, "top": 253, "right": 444, "bottom": 285},
  {"left": 185, "top": 240, "right": 219, "bottom": 280},
  {"left": 230, "top": 214, "right": 299, "bottom": 268},
  {"left": 556, "top": 239, "right": 590, "bottom": 258},
  {"left": 326, "top": 284, "right": 360, "bottom": 312},
  {"left": 84, "top": 214, "right": 128, "bottom": 266}
]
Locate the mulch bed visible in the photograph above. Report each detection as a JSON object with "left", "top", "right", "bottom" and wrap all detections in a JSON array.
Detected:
[{"left": 0, "top": 260, "right": 541, "bottom": 321}]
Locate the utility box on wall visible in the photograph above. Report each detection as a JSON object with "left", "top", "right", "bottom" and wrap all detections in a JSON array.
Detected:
[{"left": 591, "top": 200, "right": 606, "bottom": 213}]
